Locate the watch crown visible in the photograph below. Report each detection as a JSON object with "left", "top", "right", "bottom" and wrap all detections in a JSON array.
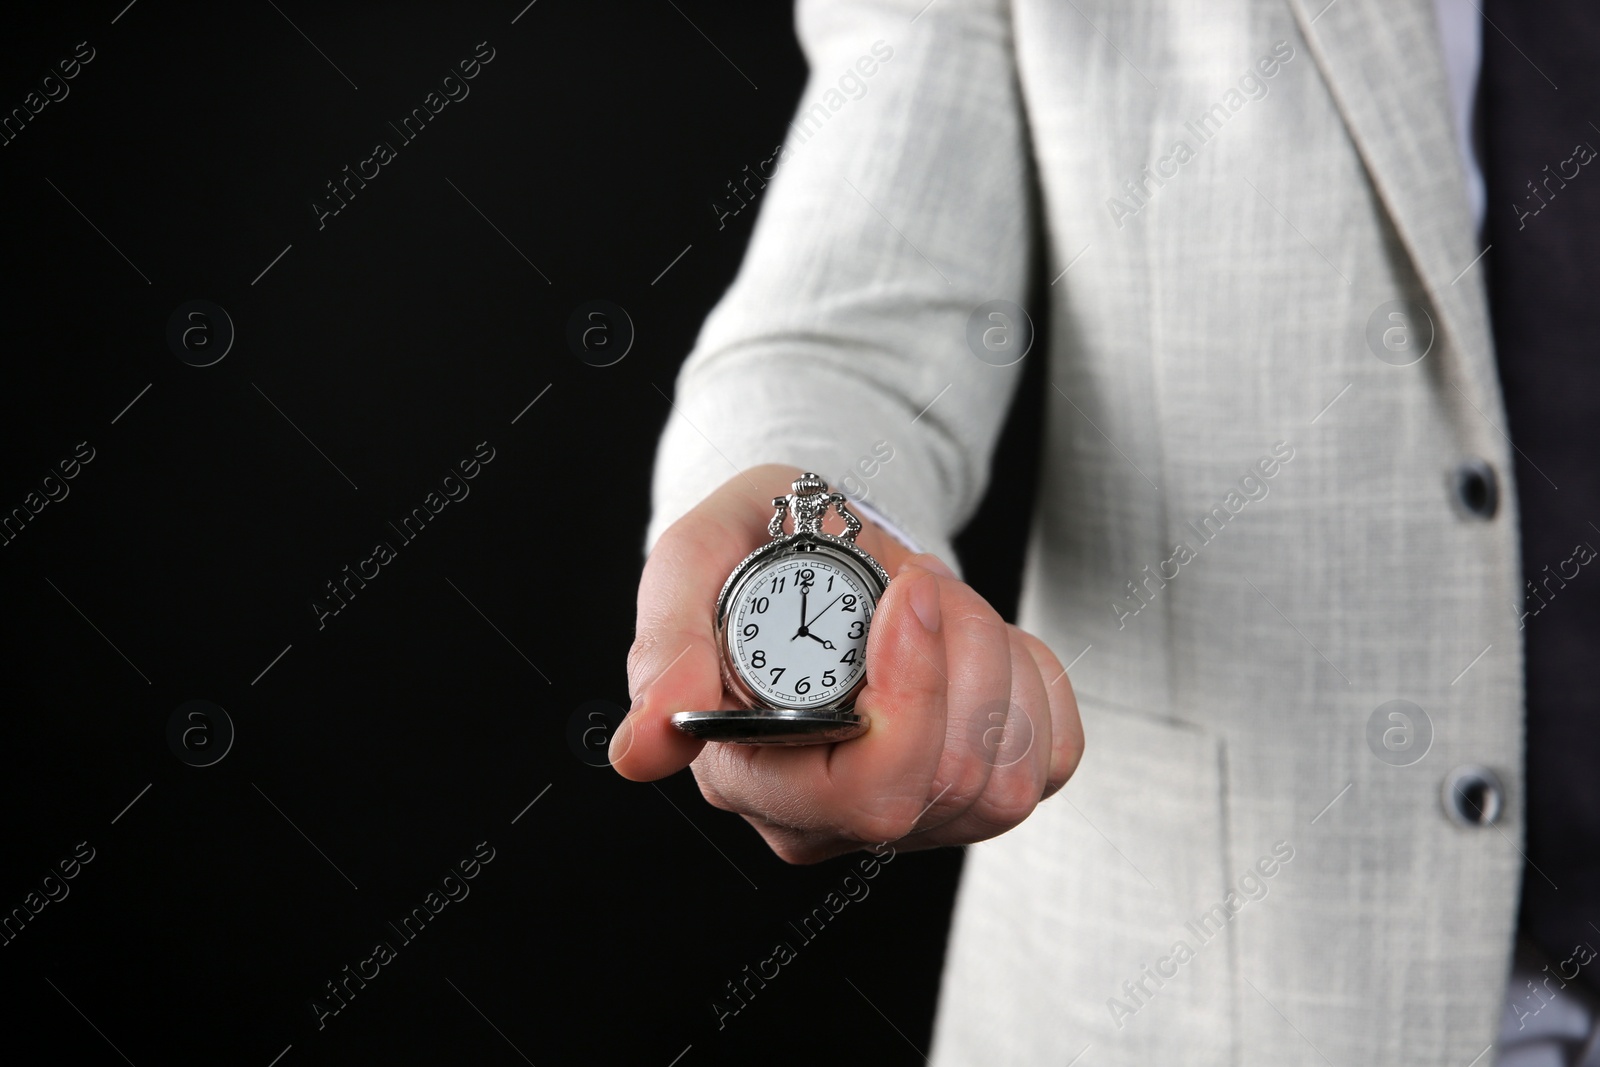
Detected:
[
  {"left": 792, "top": 472, "right": 828, "bottom": 496},
  {"left": 767, "top": 472, "right": 863, "bottom": 542}
]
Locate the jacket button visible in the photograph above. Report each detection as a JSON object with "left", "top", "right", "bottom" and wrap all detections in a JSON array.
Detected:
[
  {"left": 1453, "top": 459, "right": 1499, "bottom": 520},
  {"left": 1441, "top": 765, "right": 1505, "bottom": 827}
]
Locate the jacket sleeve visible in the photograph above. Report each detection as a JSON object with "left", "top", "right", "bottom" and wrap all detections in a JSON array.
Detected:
[{"left": 646, "top": 0, "right": 1036, "bottom": 572}]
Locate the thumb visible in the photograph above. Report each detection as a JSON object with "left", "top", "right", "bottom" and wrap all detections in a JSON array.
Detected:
[{"left": 611, "top": 466, "right": 804, "bottom": 780}]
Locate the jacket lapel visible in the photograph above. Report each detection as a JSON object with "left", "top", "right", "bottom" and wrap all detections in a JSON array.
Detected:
[{"left": 1285, "top": 0, "right": 1502, "bottom": 416}]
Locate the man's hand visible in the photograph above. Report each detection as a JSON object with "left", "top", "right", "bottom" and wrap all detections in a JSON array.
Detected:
[{"left": 612, "top": 464, "right": 1083, "bottom": 863}]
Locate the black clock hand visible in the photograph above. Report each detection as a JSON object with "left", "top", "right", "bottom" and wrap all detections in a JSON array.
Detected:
[
  {"left": 805, "top": 593, "right": 847, "bottom": 628},
  {"left": 790, "top": 586, "right": 811, "bottom": 640},
  {"left": 805, "top": 632, "right": 836, "bottom": 650}
]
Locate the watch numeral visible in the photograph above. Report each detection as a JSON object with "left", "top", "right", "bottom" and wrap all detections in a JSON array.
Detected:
[
  {"left": 840, "top": 648, "right": 858, "bottom": 664},
  {"left": 769, "top": 667, "right": 785, "bottom": 685},
  {"left": 842, "top": 594, "right": 857, "bottom": 613},
  {"left": 799, "top": 568, "right": 815, "bottom": 584},
  {"left": 822, "top": 669, "right": 836, "bottom": 687},
  {"left": 743, "top": 623, "right": 759, "bottom": 639},
  {"left": 753, "top": 596, "right": 770, "bottom": 614},
  {"left": 751, "top": 650, "right": 766, "bottom": 668},
  {"left": 770, "top": 576, "right": 785, "bottom": 594},
  {"left": 795, "top": 676, "right": 811, "bottom": 695},
  {"left": 848, "top": 620, "right": 866, "bottom": 639},
  {"left": 826, "top": 575, "right": 834, "bottom": 591}
]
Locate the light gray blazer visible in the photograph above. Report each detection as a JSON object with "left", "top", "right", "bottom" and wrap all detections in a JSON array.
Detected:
[{"left": 647, "top": 0, "right": 1523, "bottom": 1063}]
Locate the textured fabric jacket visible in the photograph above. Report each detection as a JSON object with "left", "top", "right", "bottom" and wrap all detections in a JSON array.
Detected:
[{"left": 646, "top": 1, "right": 1521, "bottom": 1062}]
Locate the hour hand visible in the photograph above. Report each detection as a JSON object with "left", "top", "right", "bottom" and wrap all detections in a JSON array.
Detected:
[
  {"left": 791, "top": 587, "right": 810, "bottom": 640},
  {"left": 806, "top": 632, "right": 835, "bottom": 650}
]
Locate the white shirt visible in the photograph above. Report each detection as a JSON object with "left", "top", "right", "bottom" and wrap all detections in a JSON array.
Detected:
[{"left": 1433, "top": 0, "right": 1486, "bottom": 230}]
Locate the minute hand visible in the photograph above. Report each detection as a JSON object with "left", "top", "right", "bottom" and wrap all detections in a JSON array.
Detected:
[{"left": 805, "top": 593, "right": 847, "bottom": 627}]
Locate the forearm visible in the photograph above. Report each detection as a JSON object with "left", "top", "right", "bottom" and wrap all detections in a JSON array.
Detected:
[{"left": 645, "top": 0, "right": 1032, "bottom": 572}]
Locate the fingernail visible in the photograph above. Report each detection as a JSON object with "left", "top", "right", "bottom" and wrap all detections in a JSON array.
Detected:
[
  {"left": 609, "top": 706, "right": 638, "bottom": 764},
  {"left": 909, "top": 572, "right": 941, "bottom": 633}
]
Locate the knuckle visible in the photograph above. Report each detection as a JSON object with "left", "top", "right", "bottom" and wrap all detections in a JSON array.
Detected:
[
  {"left": 1013, "top": 625, "right": 1063, "bottom": 669},
  {"left": 624, "top": 629, "right": 661, "bottom": 691},
  {"left": 852, "top": 800, "right": 921, "bottom": 846},
  {"left": 975, "top": 769, "right": 1044, "bottom": 831},
  {"left": 1048, "top": 734, "right": 1085, "bottom": 795},
  {"left": 939, "top": 579, "right": 1004, "bottom": 625},
  {"left": 935, "top": 742, "right": 993, "bottom": 813},
  {"left": 945, "top": 611, "right": 1011, "bottom": 673},
  {"left": 746, "top": 818, "right": 833, "bottom": 866},
  {"left": 629, "top": 625, "right": 716, "bottom": 699},
  {"left": 947, "top": 606, "right": 1007, "bottom": 647},
  {"left": 764, "top": 835, "right": 821, "bottom": 866},
  {"left": 1012, "top": 630, "right": 1069, "bottom": 698},
  {"left": 692, "top": 770, "right": 736, "bottom": 813}
]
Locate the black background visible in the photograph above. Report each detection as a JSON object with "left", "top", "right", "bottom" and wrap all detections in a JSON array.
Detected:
[{"left": 0, "top": 3, "right": 1041, "bottom": 1063}]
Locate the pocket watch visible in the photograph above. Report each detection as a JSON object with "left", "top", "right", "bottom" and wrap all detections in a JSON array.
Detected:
[{"left": 671, "top": 473, "right": 891, "bottom": 745}]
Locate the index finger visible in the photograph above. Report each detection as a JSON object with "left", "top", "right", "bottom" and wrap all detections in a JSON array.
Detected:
[{"left": 610, "top": 465, "right": 803, "bottom": 781}]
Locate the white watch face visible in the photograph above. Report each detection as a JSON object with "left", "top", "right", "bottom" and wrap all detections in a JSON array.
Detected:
[{"left": 728, "top": 553, "right": 874, "bottom": 709}]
